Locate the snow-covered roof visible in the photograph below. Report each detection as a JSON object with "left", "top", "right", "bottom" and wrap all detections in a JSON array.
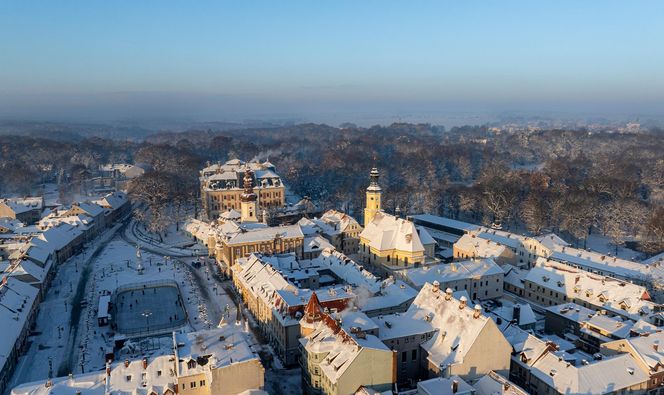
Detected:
[
  {"left": 417, "top": 375, "right": 474, "bottom": 395},
  {"left": 455, "top": 233, "right": 508, "bottom": 259},
  {"left": 609, "top": 331, "right": 664, "bottom": 370},
  {"left": 398, "top": 259, "right": 503, "bottom": 289},
  {"left": 477, "top": 231, "right": 522, "bottom": 250},
  {"left": 643, "top": 251, "right": 664, "bottom": 266},
  {"left": 490, "top": 302, "right": 536, "bottom": 328},
  {"left": 174, "top": 326, "right": 260, "bottom": 375},
  {"left": 530, "top": 352, "right": 647, "bottom": 395},
  {"left": 528, "top": 259, "right": 656, "bottom": 319},
  {"left": 583, "top": 313, "right": 633, "bottom": 339},
  {"left": 0, "top": 197, "right": 43, "bottom": 214},
  {"left": 360, "top": 212, "right": 426, "bottom": 253},
  {"left": 71, "top": 202, "right": 105, "bottom": 217},
  {"left": 93, "top": 191, "right": 128, "bottom": 210},
  {"left": 184, "top": 219, "right": 215, "bottom": 241},
  {"left": 33, "top": 223, "right": 84, "bottom": 252},
  {"left": 304, "top": 235, "right": 334, "bottom": 253},
  {"left": 0, "top": 217, "right": 25, "bottom": 233},
  {"left": 548, "top": 245, "right": 649, "bottom": 281},
  {"left": 361, "top": 278, "right": 417, "bottom": 314},
  {"left": 415, "top": 283, "right": 498, "bottom": 369},
  {"left": 340, "top": 310, "right": 379, "bottom": 334},
  {"left": 500, "top": 325, "right": 550, "bottom": 365},
  {"left": 0, "top": 277, "right": 39, "bottom": 376},
  {"left": 219, "top": 208, "right": 241, "bottom": 221},
  {"left": 474, "top": 371, "right": 529, "bottom": 395},
  {"left": 535, "top": 233, "right": 570, "bottom": 251},
  {"left": 503, "top": 264, "right": 528, "bottom": 289},
  {"left": 227, "top": 224, "right": 303, "bottom": 245},
  {"left": 408, "top": 214, "right": 480, "bottom": 233},
  {"left": 301, "top": 313, "right": 390, "bottom": 384},
  {"left": 546, "top": 303, "right": 595, "bottom": 323},
  {"left": 200, "top": 160, "right": 283, "bottom": 191},
  {"left": 11, "top": 355, "right": 176, "bottom": 395}
]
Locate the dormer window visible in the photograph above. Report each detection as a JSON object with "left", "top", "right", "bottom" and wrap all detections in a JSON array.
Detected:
[{"left": 187, "top": 359, "right": 197, "bottom": 369}]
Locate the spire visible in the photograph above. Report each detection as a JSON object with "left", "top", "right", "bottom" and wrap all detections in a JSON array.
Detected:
[
  {"left": 240, "top": 168, "right": 257, "bottom": 202},
  {"left": 367, "top": 167, "right": 381, "bottom": 192},
  {"left": 303, "top": 291, "right": 323, "bottom": 324}
]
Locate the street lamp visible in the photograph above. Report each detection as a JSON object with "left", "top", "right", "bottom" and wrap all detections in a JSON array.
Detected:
[{"left": 141, "top": 310, "right": 153, "bottom": 333}]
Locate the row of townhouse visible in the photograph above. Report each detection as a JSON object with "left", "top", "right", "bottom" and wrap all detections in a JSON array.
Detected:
[
  {"left": 231, "top": 249, "right": 418, "bottom": 367},
  {"left": 518, "top": 258, "right": 660, "bottom": 321},
  {"left": 502, "top": 323, "right": 655, "bottom": 395},
  {"left": 421, "top": 212, "right": 664, "bottom": 303},
  {"left": 298, "top": 281, "right": 514, "bottom": 394},
  {"left": 0, "top": 191, "right": 130, "bottom": 394}
]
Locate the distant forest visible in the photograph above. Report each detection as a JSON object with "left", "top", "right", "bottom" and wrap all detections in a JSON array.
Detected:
[{"left": 1, "top": 123, "right": 663, "bottom": 254}]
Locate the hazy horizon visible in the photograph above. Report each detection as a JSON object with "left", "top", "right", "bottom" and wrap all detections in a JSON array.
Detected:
[{"left": 2, "top": 1, "right": 663, "bottom": 125}]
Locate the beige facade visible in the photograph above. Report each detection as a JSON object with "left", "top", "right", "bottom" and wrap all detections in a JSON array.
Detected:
[
  {"left": 359, "top": 212, "right": 436, "bottom": 275},
  {"left": 215, "top": 227, "right": 304, "bottom": 271},
  {"left": 200, "top": 159, "right": 285, "bottom": 220},
  {"left": 174, "top": 328, "right": 265, "bottom": 395},
  {"left": 0, "top": 197, "right": 43, "bottom": 225},
  {"left": 177, "top": 359, "right": 265, "bottom": 395},
  {"left": 300, "top": 313, "right": 395, "bottom": 395}
]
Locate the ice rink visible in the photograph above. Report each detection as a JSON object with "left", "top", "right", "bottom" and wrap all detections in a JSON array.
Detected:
[{"left": 114, "top": 284, "right": 187, "bottom": 334}]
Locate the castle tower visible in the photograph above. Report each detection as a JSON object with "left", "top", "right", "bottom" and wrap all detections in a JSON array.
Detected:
[
  {"left": 364, "top": 167, "right": 382, "bottom": 227},
  {"left": 240, "top": 168, "right": 258, "bottom": 223}
]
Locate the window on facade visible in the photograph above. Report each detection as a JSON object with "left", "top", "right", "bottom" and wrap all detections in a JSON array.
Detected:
[
  {"left": 412, "top": 349, "right": 417, "bottom": 360},
  {"left": 401, "top": 352, "right": 407, "bottom": 363},
  {"left": 200, "top": 380, "right": 206, "bottom": 386},
  {"left": 190, "top": 382, "right": 196, "bottom": 388}
]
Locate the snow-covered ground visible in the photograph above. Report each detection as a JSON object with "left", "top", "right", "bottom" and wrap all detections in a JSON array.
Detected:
[
  {"left": 8, "top": 227, "right": 240, "bottom": 389},
  {"left": 123, "top": 219, "right": 207, "bottom": 257},
  {"left": 8, "top": 224, "right": 122, "bottom": 388},
  {"left": 8, "top": 217, "right": 301, "bottom": 394}
]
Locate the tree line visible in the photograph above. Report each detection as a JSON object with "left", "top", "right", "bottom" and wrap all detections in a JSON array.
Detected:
[{"left": 0, "top": 123, "right": 662, "bottom": 254}]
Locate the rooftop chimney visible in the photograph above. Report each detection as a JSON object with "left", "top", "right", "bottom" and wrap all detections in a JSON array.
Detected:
[
  {"left": 459, "top": 296, "right": 467, "bottom": 309},
  {"left": 473, "top": 304, "right": 482, "bottom": 318},
  {"left": 452, "top": 380, "right": 459, "bottom": 393},
  {"left": 513, "top": 304, "right": 521, "bottom": 323},
  {"left": 445, "top": 288, "right": 453, "bottom": 301},
  {"left": 142, "top": 357, "right": 148, "bottom": 370},
  {"left": 432, "top": 280, "right": 440, "bottom": 293},
  {"left": 124, "top": 359, "right": 129, "bottom": 368}
]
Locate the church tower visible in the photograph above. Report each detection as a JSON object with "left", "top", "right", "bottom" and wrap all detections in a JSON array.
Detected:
[
  {"left": 240, "top": 168, "right": 258, "bottom": 223},
  {"left": 364, "top": 167, "right": 382, "bottom": 227}
]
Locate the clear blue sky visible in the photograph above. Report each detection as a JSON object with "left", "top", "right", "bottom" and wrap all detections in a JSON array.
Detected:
[{"left": 1, "top": 1, "right": 663, "bottom": 124}]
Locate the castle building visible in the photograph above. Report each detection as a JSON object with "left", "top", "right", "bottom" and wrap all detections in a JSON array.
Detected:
[{"left": 200, "top": 159, "right": 285, "bottom": 220}]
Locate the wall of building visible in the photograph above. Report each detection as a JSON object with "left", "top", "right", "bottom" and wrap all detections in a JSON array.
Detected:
[{"left": 208, "top": 359, "right": 265, "bottom": 395}]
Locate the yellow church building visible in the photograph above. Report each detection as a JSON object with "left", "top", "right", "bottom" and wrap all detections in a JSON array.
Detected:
[{"left": 359, "top": 168, "right": 436, "bottom": 276}]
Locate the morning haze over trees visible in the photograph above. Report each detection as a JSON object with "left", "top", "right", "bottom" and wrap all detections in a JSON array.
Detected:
[{"left": 1, "top": 122, "right": 662, "bottom": 254}]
